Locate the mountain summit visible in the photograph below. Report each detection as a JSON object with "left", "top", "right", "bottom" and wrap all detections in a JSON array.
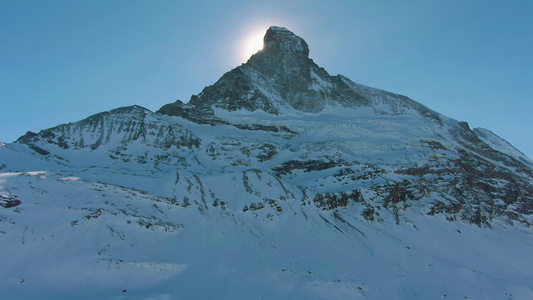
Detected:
[
  {"left": 2, "top": 27, "right": 533, "bottom": 299},
  {"left": 261, "top": 26, "right": 309, "bottom": 58},
  {"left": 159, "top": 26, "right": 375, "bottom": 115}
]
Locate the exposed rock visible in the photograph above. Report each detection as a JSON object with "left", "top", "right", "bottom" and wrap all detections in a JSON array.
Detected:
[
  {"left": 272, "top": 159, "right": 343, "bottom": 176},
  {"left": 16, "top": 105, "right": 202, "bottom": 161},
  {"left": 313, "top": 190, "right": 361, "bottom": 211},
  {"left": 158, "top": 26, "right": 373, "bottom": 118},
  {"left": 0, "top": 195, "right": 20, "bottom": 208}
]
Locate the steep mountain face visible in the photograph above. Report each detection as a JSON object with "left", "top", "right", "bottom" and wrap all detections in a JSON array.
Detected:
[
  {"left": 2, "top": 26, "right": 533, "bottom": 299},
  {"left": 157, "top": 26, "right": 533, "bottom": 228},
  {"left": 158, "top": 26, "right": 371, "bottom": 115},
  {"left": 17, "top": 105, "right": 200, "bottom": 152}
]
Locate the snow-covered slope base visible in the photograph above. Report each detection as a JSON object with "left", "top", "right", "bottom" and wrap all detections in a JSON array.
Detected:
[
  {"left": 2, "top": 130, "right": 533, "bottom": 299},
  {"left": 1, "top": 166, "right": 533, "bottom": 300}
]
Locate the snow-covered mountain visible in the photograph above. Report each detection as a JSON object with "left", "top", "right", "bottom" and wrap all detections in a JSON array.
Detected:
[{"left": 1, "top": 26, "right": 533, "bottom": 299}]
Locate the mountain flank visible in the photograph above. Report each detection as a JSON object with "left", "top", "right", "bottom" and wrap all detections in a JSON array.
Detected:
[{"left": 1, "top": 26, "right": 533, "bottom": 299}]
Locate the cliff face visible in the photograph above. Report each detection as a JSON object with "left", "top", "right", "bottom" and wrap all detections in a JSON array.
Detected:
[{"left": 159, "top": 26, "right": 372, "bottom": 116}]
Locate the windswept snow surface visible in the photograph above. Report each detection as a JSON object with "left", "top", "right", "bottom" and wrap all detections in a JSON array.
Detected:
[
  {"left": 1, "top": 168, "right": 533, "bottom": 299},
  {"left": 473, "top": 127, "right": 533, "bottom": 167},
  {"left": 1, "top": 170, "right": 533, "bottom": 299}
]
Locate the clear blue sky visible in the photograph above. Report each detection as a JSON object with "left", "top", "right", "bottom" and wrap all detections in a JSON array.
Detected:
[{"left": 1, "top": 0, "right": 532, "bottom": 158}]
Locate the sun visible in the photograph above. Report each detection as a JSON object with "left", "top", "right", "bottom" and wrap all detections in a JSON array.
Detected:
[{"left": 242, "top": 30, "right": 265, "bottom": 62}]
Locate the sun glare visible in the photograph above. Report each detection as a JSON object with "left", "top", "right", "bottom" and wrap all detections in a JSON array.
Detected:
[{"left": 242, "top": 31, "right": 264, "bottom": 62}]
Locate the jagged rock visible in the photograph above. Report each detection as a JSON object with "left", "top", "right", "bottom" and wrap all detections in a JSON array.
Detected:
[
  {"left": 158, "top": 26, "right": 374, "bottom": 118},
  {"left": 0, "top": 195, "right": 20, "bottom": 208},
  {"left": 272, "top": 159, "right": 343, "bottom": 176}
]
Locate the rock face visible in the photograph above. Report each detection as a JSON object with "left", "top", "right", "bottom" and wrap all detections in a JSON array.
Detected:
[
  {"left": 245, "top": 26, "right": 322, "bottom": 112},
  {"left": 16, "top": 105, "right": 200, "bottom": 167},
  {"left": 158, "top": 26, "right": 372, "bottom": 116},
  {"left": 0, "top": 194, "right": 20, "bottom": 208},
  {"left": 2, "top": 26, "right": 533, "bottom": 299},
  {"left": 18, "top": 105, "right": 200, "bottom": 151}
]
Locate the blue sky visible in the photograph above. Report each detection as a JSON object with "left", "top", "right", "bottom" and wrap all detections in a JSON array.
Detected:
[{"left": 1, "top": 0, "right": 532, "bottom": 158}]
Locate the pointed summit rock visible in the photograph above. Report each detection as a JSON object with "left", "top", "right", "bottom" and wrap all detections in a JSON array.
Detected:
[
  {"left": 261, "top": 26, "right": 309, "bottom": 58},
  {"left": 158, "top": 26, "right": 372, "bottom": 117},
  {"left": 248, "top": 26, "right": 310, "bottom": 73},
  {"left": 244, "top": 26, "right": 321, "bottom": 112}
]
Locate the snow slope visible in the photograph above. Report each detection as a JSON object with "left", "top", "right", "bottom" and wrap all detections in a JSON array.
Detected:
[
  {"left": 1, "top": 156, "right": 533, "bottom": 299},
  {"left": 2, "top": 102, "right": 533, "bottom": 299}
]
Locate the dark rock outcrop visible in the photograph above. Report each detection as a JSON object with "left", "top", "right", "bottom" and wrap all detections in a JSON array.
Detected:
[
  {"left": 157, "top": 26, "right": 372, "bottom": 118},
  {"left": 0, "top": 195, "right": 20, "bottom": 208}
]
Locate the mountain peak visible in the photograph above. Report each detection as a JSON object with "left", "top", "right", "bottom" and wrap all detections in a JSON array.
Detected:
[
  {"left": 262, "top": 26, "right": 309, "bottom": 58},
  {"left": 158, "top": 26, "right": 377, "bottom": 116}
]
